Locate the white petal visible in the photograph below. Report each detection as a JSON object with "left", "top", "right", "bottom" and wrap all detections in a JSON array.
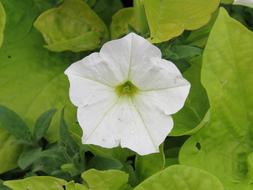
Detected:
[
  {"left": 100, "top": 33, "right": 161, "bottom": 83},
  {"left": 66, "top": 75, "right": 115, "bottom": 107},
  {"left": 65, "top": 52, "right": 121, "bottom": 87},
  {"left": 131, "top": 58, "right": 188, "bottom": 91},
  {"left": 234, "top": 0, "right": 253, "bottom": 7},
  {"left": 135, "top": 84, "right": 190, "bottom": 116},
  {"left": 77, "top": 95, "right": 119, "bottom": 148},
  {"left": 131, "top": 95, "right": 174, "bottom": 150},
  {"left": 80, "top": 97, "right": 170, "bottom": 155}
]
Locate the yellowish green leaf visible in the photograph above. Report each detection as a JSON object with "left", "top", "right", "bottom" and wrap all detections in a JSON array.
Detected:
[{"left": 144, "top": 0, "right": 219, "bottom": 43}]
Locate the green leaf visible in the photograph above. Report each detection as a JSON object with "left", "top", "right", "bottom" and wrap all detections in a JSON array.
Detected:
[
  {"left": 34, "top": 0, "right": 108, "bottom": 52},
  {"left": 110, "top": 8, "right": 138, "bottom": 39},
  {"left": 170, "top": 57, "right": 210, "bottom": 136},
  {"left": 179, "top": 8, "right": 253, "bottom": 190},
  {"left": 82, "top": 169, "right": 129, "bottom": 190},
  {"left": 87, "top": 156, "right": 123, "bottom": 170},
  {"left": 0, "top": 105, "right": 31, "bottom": 142},
  {"left": 33, "top": 108, "right": 56, "bottom": 142},
  {"left": 135, "top": 147, "right": 165, "bottom": 182},
  {"left": 84, "top": 144, "right": 134, "bottom": 163},
  {"left": 66, "top": 182, "right": 88, "bottom": 190},
  {"left": 185, "top": 11, "right": 218, "bottom": 48},
  {"left": 134, "top": 165, "right": 224, "bottom": 190},
  {"left": 0, "top": 1, "right": 5, "bottom": 47},
  {"left": 143, "top": 0, "right": 219, "bottom": 43},
  {"left": 221, "top": 0, "right": 233, "bottom": 3},
  {"left": 18, "top": 147, "right": 42, "bottom": 169},
  {"left": 0, "top": 129, "right": 22, "bottom": 173},
  {"left": 0, "top": 0, "right": 80, "bottom": 142},
  {"left": 133, "top": 0, "right": 149, "bottom": 35},
  {"left": 93, "top": 0, "right": 123, "bottom": 26},
  {"left": 59, "top": 110, "right": 79, "bottom": 157},
  {"left": 4, "top": 176, "right": 67, "bottom": 190}
]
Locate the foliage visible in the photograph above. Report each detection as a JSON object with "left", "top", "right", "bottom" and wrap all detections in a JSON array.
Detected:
[{"left": 0, "top": 0, "right": 253, "bottom": 189}]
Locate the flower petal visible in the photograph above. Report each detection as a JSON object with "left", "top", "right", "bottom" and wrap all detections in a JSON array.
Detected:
[
  {"left": 79, "top": 97, "right": 169, "bottom": 155},
  {"left": 66, "top": 75, "right": 115, "bottom": 107},
  {"left": 100, "top": 33, "right": 161, "bottom": 83},
  {"left": 65, "top": 52, "right": 121, "bottom": 87},
  {"left": 131, "top": 58, "right": 189, "bottom": 91},
  {"left": 135, "top": 84, "right": 190, "bottom": 116}
]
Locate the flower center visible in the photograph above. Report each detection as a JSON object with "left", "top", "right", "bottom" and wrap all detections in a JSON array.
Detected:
[{"left": 115, "top": 81, "right": 139, "bottom": 97}]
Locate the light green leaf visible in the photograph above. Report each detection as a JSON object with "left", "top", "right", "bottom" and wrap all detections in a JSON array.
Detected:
[
  {"left": 134, "top": 165, "right": 224, "bottom": 190},
  {"left": 0, "top": 129, "right": 22, "bottom": 174},
  {"left": 135, "top": 147, "right": 165, "bottom": 182},
  {"left": 110, "top": 8, "right": 138, "bottom": 39},
  {"left": 34, "top": 0, "right": 108, "bottom": 52},
  {"left": 170, "top": 57, "right": 210, "bottom": 136},
  {"left": 4, "top": 176, "right": 67, "bottom": 190},
  {"left": 179, "top": 8, "right": 253, "bottom": 190},
  {"left": 0, "top": 0, "right": 80, "bottom": 143},
  {"left": 66, "top": 182, "right": 88, "bottom": 190},
  {"left": 143, "top": 0, "right": 219, "bottom": 43},
  {"left": 82, "top": 169, "right": 129, "bottom": 190},
  {"left": 0, "top": 1, "right": 5, "bottom": 47}
]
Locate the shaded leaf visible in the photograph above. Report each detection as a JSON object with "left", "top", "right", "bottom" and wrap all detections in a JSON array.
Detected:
[
  {"left": 171, "top": 57, "right": 210, "bottom": 136},
  {"left": 33, "top": 108, "right": 56, "bottom": 142},
  {"left": 0, "top": 105, "right": 31, "bottom": 142},
  {"left": 135, "top": 147, "right": 165, "bottom": 182},
  {"left": 93, "top": 0, "right": 123, "bottom": 25}
]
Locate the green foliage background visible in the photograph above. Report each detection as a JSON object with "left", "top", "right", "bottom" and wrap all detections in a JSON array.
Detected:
[{"left": 0, "top": 0, "right": 253, "bottom": 189}]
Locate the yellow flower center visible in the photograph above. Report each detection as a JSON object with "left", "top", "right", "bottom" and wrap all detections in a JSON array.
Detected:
[{"left": 115, "top": 81, "right": 139, "bottom": 97}]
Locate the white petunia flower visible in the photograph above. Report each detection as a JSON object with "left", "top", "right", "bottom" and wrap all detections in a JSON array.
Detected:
[
  {"left": 65, "top": 33, "right": 190, "bottom": 155},
  {"left": 233, "top": 0, "right": 253, "bottom": 7}
]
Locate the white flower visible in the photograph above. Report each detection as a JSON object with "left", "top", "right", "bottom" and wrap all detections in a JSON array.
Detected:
[
  {"left": 64, "top": 33, "right": 190, "bottom": 155},
  {"left": 234, "top": 0, "right": 253, "bottom": 7}
]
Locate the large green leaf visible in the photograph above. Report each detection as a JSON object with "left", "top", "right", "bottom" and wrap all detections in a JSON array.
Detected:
[
  {"left": 0, "top": 1, "right": 5, "bottom": 47},
  {"left": 171, "top": 57, "right": 210, "bottom": 136},
  {"left": 4, "top": 176, "right": 67, "bottom": 190},
  {"left": 179, "top": 8, "right": 253, "bottom": 190},
  {"left": 143, "top": 0, "right": 219, "bottom": 43},
  {"left": 0, "top": 0, "right": 80, "bottom": 141},
  {"left": 34, "top": 0, "right": 108, "bottom": 52},
  {"left": 134, "top": 165, "right": 224, "bottom": 190},
  {"left": 82, "top": 169, "right": 129, "bottom": 190}
]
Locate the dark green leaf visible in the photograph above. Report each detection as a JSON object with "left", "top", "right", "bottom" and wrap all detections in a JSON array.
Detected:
[
  {"left": 59, "top": 110, "right": 79, "bottom": 157},
  {"left": 0, "top": 105, "right": 31, "bottom": 143},
  {"left": 33, "top": 108, "right": 56, "bottom": 142}
]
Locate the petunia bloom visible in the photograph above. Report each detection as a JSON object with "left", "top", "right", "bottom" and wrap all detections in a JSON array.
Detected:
[
  {"left": 65, "top": 33, "right": 190, "bottom": 155},
  {"left": 233, "top": 0, "right": 253, "bottom": 7}
]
